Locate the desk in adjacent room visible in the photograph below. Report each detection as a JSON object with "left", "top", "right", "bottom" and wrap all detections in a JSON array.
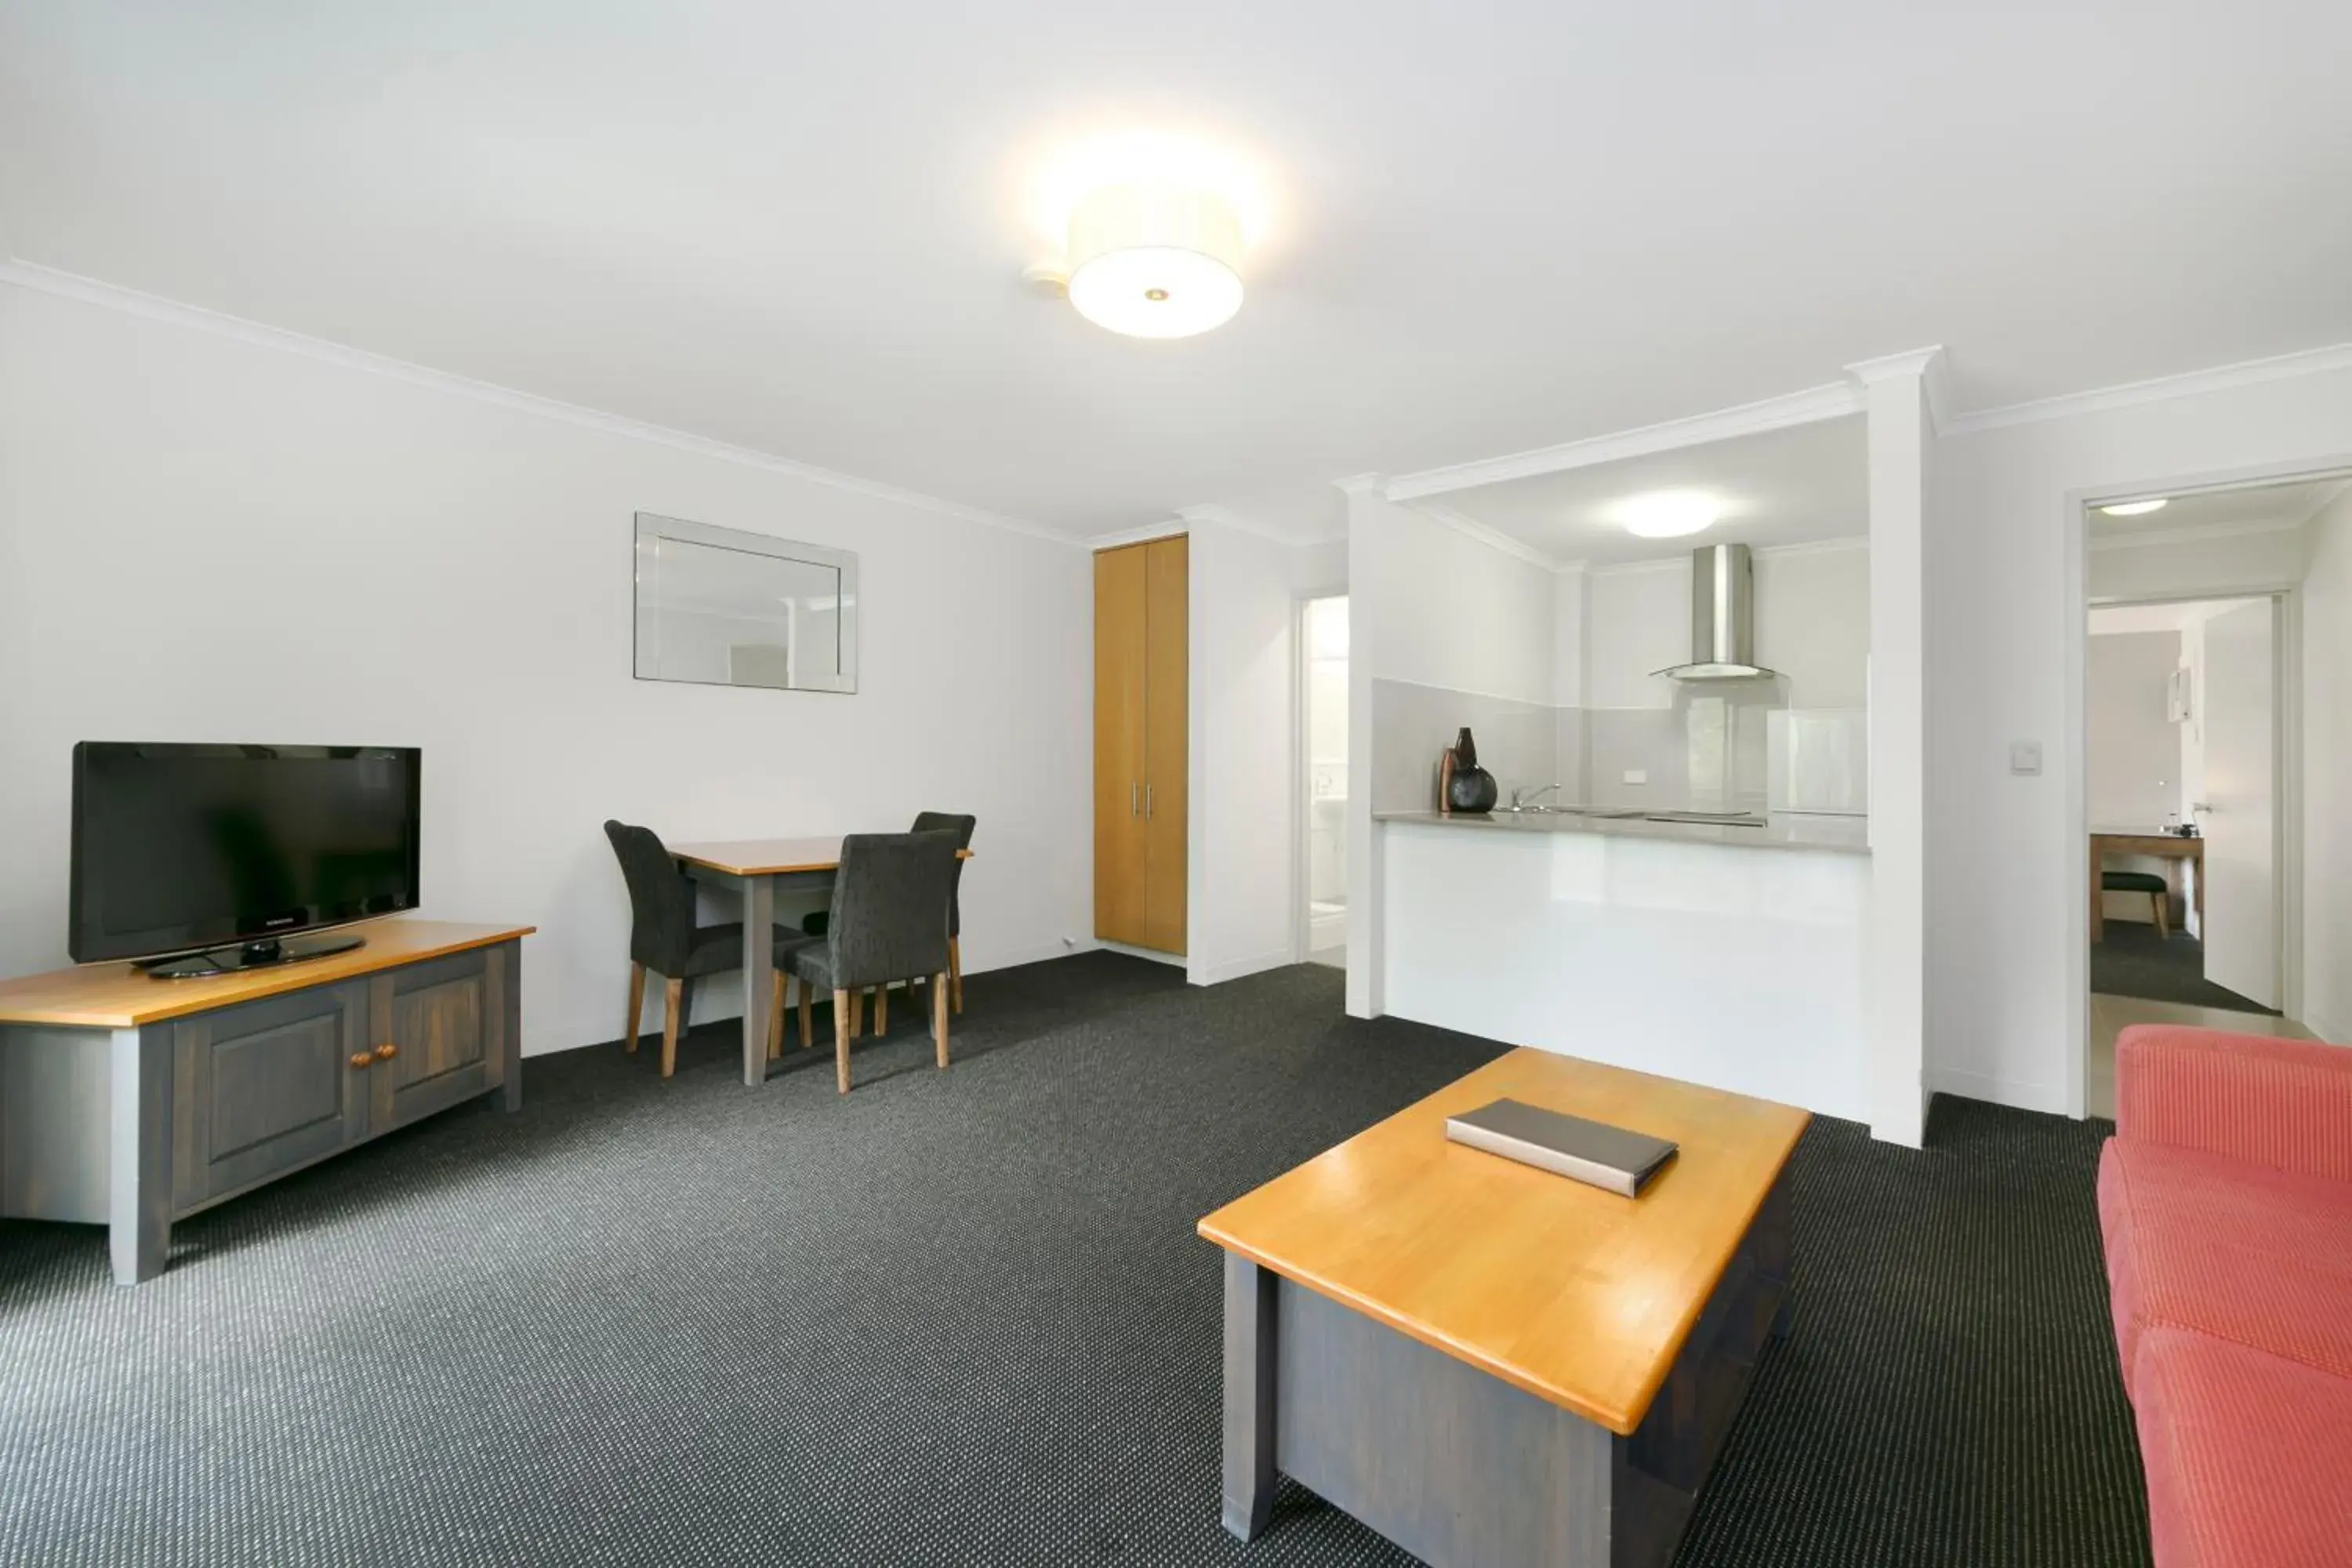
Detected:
[
  {"left": 2089, "top": 829, "right": 2202, "bottom": 942},
  {"left": 1198, "top": 1048, "right": 1807, "bottom": 1568},
  {"left": 666, "top": 837, "right": 974, "bottom": 1087}
]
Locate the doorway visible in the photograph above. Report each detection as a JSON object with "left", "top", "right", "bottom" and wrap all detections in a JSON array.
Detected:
[
  {"left": 1301, "top": 596, "right": 1348, "bottom": 968},
  {"left": 2079, "top": 471, "right": 2347, "bottom": 1116}
]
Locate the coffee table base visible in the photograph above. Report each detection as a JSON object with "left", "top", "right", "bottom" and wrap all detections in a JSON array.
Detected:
[{"left": 1221, "top": 1170, "right": 1790, "bottom": 1568}]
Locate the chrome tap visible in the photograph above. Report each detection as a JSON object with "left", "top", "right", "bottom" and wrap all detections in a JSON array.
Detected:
[{"left": 1510, "top": 782, "right": 1562, "bottom": 811}]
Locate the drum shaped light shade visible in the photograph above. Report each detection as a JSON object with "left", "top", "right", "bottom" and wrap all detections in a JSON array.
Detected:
[{"left": 1065, "top": 183, "right": 1245, "bottom": 339}]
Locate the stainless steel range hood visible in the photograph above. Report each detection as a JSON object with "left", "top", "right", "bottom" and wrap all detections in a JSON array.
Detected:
[{"left": 1653, "top": 543, "right": 1779, "bottom": 681}]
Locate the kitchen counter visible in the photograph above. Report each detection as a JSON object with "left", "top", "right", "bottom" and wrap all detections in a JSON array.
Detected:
[{"left": 1373, "top": 808, "right": 1871, "bottom": 855}]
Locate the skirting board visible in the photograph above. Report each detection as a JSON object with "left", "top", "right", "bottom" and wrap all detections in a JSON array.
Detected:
[
  {"left": 1189, "top": 947, "right": 1299, "bottom": 988},
  {"left": 1926, "top": 1069, "right": 2071, "bottom": 1118}
]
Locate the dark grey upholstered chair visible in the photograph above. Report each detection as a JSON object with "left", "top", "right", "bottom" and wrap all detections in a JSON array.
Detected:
[
  {"left": 604, "top": 820, "right": 813, "bottom": 1078},
  {"left": 2103, "top": 869, "right": 2172, "bottom": 938},
  {"left": 780, "top": 829, "right": 960, "bottom": 1094},
  {"left": 800, "top": 810, "right": 978, "bottom": 1032},
  {"left": 909, "top": 811, "right": 978, "bottom": 1013}
]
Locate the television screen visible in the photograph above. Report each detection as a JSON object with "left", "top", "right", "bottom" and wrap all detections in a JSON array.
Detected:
[{"left": 69, "top": 742, "right": 422, "bottom": 964}]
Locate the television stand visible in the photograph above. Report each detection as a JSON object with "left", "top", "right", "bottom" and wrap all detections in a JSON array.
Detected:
[
  {"left": 138, "top": 930, "right": 366, "bottom": 979},
  {"left": 0, "top": 919, "right": 534, "bottom": 1284}
]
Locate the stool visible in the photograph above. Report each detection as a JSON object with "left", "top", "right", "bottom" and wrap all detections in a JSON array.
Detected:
[{"left": 2103, "top": 869, "right": 2170, "bottom": 938}]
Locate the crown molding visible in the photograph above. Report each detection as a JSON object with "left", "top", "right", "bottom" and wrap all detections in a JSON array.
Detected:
[
  {"left": 1174, "top": 502, "right": 1324, "bottom": 548},
  {"left": 2085, "top": 514, "right": 2313, "bottom": 554},
  {"left": 1333, "top": 473, "right": 1388, "bottom": 498},
  {"left": 1383, "top": 383, "right": 1863, "bottom": 503},
  {"left": 1845, "top": 345, "right": 1950, "bottom": 430},
  {"left": 1406, "top": 501, "right": 1563, "bottom": 571},
  {"left": 1085, "top": 520, "right": 1190, "bottom": 550},
  {"left": 1945, "top": 340, "right": 2352, "bottom": 437},
  {"left": 0, "top": 259, "right": 1080, "bottom": 547},
  {"left": 1754, "top": 534, "right": 1870, "bottom": 559}
]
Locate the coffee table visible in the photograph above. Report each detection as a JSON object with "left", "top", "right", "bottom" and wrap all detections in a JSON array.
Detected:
[{"left": 1197, "top": 1047, "right": 1808, "bottom": 1568}]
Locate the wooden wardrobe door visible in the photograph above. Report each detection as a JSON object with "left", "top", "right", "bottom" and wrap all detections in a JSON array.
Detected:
[
  {"left": 1094, "top": 544, "right": 1149, "bottom": 945},
  {"left": 1141, "top": 534, "right": 1189, "bottom": 956}
]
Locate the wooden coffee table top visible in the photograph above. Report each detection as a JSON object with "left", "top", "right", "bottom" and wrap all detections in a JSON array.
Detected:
[{"left": 1197, "top": 1047, "right": 1808, "bottom": 1435}]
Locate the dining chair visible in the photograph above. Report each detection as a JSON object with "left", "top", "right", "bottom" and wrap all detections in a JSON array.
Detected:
[
  {"left": 604, "top": 820, "right": 814, "bottom": 1078},
  {"left": 779, "top": 829, "right": 960, "bottom": 1094},
  {"left": 800, "top": 810, "right": 977, "bottom": 1030}
]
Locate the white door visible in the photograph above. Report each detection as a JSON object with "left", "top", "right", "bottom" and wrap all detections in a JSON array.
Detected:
[{"left": 2198, "top": 600, "right": 2278, "bottom": 1008}]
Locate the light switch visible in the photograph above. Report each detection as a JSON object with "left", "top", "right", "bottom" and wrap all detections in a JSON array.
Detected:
[
  {"left": 1622, "top": 769, "right": 1647, "bottom": 786},
  {"left": 2009, "top": 741, "right": 2042, "bottom": 776}
]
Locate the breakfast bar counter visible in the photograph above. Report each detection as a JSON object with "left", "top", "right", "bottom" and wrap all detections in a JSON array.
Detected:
[{"left": 1368, "top": 811, "right": 1871, "bottom": 1123}]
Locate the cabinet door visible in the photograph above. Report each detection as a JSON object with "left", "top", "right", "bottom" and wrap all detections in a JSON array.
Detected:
[
  {"left": 172, "top": 982, "right": 371, "bottom": 1210},
  {"left": 1141, "top": 534, "right": 1189, "bottom": 955},
  {"left": 1094, "top": 543, "right": 1150, "bottom": 945},
  {"left": 368, "top": 946, "right": 505, "bottom": 1132}
]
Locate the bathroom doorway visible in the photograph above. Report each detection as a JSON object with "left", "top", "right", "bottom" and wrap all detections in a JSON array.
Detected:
[{"left": 1300, "top": 595, "right": 1348, "bottom": 967}]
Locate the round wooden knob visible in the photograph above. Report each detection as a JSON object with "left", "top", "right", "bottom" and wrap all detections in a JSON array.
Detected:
[
  {"left": 349, "top": 1052, "right": 373, "bottom": 1069},
  {"left": 374, "top": 1042, "right": 397, "bottom": 1061}
]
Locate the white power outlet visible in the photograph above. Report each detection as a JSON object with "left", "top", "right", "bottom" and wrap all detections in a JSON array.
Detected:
[
  {"left": 2009, "top": 742, "right": 2042, "bottom": 777},
  {"left": 1621, "top": 769, "right": 1648, "bottom": 786}
]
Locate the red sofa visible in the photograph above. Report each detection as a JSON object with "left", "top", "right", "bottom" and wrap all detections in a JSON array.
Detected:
[{"left": 2097, "top": 1025, "right": 2352, "bottom": 1567}]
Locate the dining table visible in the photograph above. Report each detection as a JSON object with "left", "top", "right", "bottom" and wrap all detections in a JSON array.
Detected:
[
  {"left": 666, "top": 836, "right": 974, "bottom": 1086},
  {"left": 2089, "top": 827, "right": 2202, "bottom": 942}
]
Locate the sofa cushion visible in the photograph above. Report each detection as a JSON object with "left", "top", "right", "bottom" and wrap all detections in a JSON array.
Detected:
[
  {"left": 2133, "top": 1328, "right": 2352, "bottom": 1568},
  {"left": 2098, "top": 1138, "right": 2352, "bottom": 1396}
]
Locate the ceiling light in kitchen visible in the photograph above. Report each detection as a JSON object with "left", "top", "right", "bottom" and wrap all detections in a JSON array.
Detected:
[
  {"left": 1615, "top": 491, "right": 1721, "bottom": 539},
  {"left": 2098, "top": 498, "right": 2169, "bottom": 517}
]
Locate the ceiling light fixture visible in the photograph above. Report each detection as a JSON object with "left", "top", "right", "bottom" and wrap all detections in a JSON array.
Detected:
[
  {"left": 1615, "top": 491, "right": 1722, "bottom": 539},
  {"left": 2098, "top": 498, "right": 2169, "bottom": 517},
  {"left": 1040, "top": 182, "right": 1245, "bottom": 339}
]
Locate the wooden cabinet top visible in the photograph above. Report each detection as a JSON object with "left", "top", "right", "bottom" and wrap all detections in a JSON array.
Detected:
[
  {"left": 1197, "top": 1047, "right": 1808, "bottom": 1436},
  {"left": 0, "top": 920, "right": 535, "bottom": 1029}
]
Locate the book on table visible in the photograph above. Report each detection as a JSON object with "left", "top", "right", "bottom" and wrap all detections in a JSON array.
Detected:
[{"left": 1444, "top": 1098, "right": 1679, "bottom": 1196}]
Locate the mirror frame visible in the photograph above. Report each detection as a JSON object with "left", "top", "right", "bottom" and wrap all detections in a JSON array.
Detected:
[{"left": 632, "top": 512, "right": 859, "bottom": 695}]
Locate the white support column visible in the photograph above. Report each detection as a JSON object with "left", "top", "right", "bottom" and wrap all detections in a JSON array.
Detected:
[
  {"left": 1340, "top": 477, "right": 1385, "bottom": 1019},
  {"left": 1848, "top": 348, "right": 1942, "bottom": 1148}
]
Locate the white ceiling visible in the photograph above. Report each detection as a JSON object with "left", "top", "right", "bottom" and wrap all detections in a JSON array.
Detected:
[
  {"left": 4, "top": 2, "right": 2350, "bottom": 539},
  {"left": 1429, "top": 416, "right": 1866, "bottom": 566},
  {"left": 2088, "top": 475, "right": 2349, "bottom": 541}
]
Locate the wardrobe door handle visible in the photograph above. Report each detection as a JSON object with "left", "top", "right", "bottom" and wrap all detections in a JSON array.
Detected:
[
  {"left": 1131, "top": 783, "right": 1139, "bottom": 817},
  {"left": 1146, "top": 784, "right": 1154, "bottom": 819}
]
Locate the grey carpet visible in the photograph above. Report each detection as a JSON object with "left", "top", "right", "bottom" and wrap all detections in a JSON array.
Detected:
[
  {"left": 0, "top": 954, "right": 2150, "bottom": 1567},
  {"left": 2090, "top": 922, "right": 2278, "bottom": 1014}
]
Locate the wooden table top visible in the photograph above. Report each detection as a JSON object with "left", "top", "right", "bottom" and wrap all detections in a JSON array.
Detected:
[
  {"left": 0, "top": 920, "right": 536, "bottom": 1029},
  {"left": 2091, "top": 830, "right": 2202, "bottom": 855},
  {"left": 1198, "top": 1048, "right": 1809, "bottom": 1436},
  {"left": 670, "top": 837, "right": 975, "bottom": 877}
]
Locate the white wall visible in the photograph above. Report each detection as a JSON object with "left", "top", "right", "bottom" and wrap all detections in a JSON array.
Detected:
[
  {"left": 1754, "top": 543, "right": 1871, "bottom": 708},
  {"left": 2085, "top": 630, "right": 2184, "bottom": 828},
  {"left": 1185, "top": 518, "right": 1301, "bottom": 984},
  {"left": 0, "top": 283, "right": 1094, "bottom": 1055},
  {"left": 2089, "top": 524, "right": 2309, "bottom": 601},
  {"left": 1929, "top": 360, "right": 2352, "bottom": 1113},
  {"left": 2304, "top": 486, "right": 2352, "bottom": 1041},
  {"left": 1357, "top": 500, "right": 1557, "bottom": 706}
]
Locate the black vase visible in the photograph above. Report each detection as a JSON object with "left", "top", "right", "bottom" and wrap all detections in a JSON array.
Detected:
[{"left": 1446, "top": 728, "right": 1498, "bottom": 814}]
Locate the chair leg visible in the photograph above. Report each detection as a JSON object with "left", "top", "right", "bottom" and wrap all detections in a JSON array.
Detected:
[
  {"left": 932, "top": 969, "right": 950, "bottom": 1069},
  {"left": 768, "top": 971, "right": 787, "bottom": 1060},
  {"left": 949, "top": 937, "right": 964, "bottom": 1014},
  {"left": 659, "top": 978, "right": 684, "bottom": 1080},
  {"left": 624, "top": 962, "right": 645, "bottom": 1053},
  {"left": 800, "top": 980, "right": 814, "bottom": 1049},
  {"left": 2152, "top": 891, "right": 2169, "bottom": 940},
  {"left": 874, "top": 985, "right": 887, "bottom": 1036},
  {"left": 833, "top": 988, "right": 854, "bottom": 1094}
]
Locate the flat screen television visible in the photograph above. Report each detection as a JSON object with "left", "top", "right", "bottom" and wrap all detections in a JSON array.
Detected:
[{"left": 70, "top": 742, "right": 422, "bottom": 975}]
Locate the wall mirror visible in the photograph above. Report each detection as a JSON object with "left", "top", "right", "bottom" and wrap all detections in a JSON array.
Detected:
[{"left": 633, "top": 514, "right": 858, "bottom": 694}]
